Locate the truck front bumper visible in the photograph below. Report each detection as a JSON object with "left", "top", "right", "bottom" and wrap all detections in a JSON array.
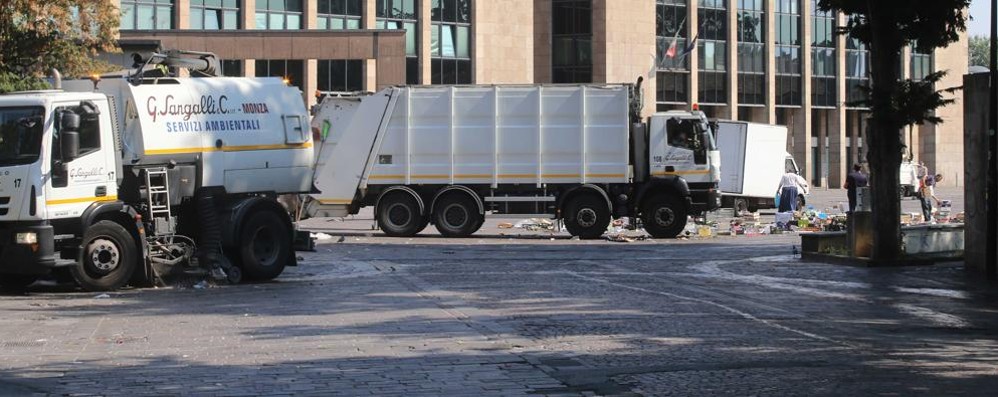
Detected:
[
  {"left": 0, "top": 222, "right": 57, "bottom": 275},
  {"left": 689, "top": 183, "right": 722, "bottom": 214}
]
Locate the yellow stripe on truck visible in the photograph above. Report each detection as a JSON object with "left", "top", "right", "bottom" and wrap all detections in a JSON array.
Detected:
[
  {"left": 46, "top": 196, "right": 119, "bottom": 206},
  {"left": 317, "top": 199, "right": 354, "bottom": 205},
  {"left": 144, "top": 141, "right": 313, "bottom": 156}
]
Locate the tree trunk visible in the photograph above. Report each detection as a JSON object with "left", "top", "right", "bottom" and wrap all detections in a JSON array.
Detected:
[{"left": 866, "top": 6, "right": 904, "bottom": 262}]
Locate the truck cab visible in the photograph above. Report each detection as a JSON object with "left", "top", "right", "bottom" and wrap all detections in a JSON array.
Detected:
[
  {"left": 647, "top": 111, "right": 722, "bottom": 214},
  {"left": 0, "top": 91, "right": 119, "bottom": 282}
]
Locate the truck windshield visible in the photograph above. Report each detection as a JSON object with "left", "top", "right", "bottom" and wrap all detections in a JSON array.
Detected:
[{"left": 0, "top": 107, "right": 45, "bottom": 166}]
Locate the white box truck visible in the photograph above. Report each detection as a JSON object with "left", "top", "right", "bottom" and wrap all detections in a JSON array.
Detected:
[
  {"left": 715, "top": 121, "right": 803, "bottom": 214},
  {"left": 306, "top": 83, "right": 721, "bottom": 239},
  {"left": 0, "top": 52, "right": 314, "bottom": 291}
]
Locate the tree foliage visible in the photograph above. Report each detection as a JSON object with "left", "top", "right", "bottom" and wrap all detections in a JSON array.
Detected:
[
  {"left": 817, "top": 0, "right": 970, "bottom": 261},
  {"left": 969, "top": 35, "right": 991, "bottom": 67},
  {"left": 0, "top": 0, "right": 119, "bottom": 80}
]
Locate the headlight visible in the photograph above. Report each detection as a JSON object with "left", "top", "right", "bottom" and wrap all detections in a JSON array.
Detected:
[{"left": 15, "top": 232, "right": 37, "bottom": 245}]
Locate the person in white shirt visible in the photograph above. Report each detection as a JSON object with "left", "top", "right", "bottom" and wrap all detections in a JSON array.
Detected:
[{"left": 777, "top": 172, "right": 809, "bottom": 212}]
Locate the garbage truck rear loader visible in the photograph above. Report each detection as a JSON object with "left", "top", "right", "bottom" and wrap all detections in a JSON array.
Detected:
[
  {"left": 307, "top": 83, "right": 720, "bottom": 239},
  {"left": 0, "top": 59, "right": 313, "bottom": 291}
]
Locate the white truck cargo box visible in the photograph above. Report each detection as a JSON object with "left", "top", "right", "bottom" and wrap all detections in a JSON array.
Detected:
[
  {"left": 312, "top": 85, "right": 631, "bottom": 204},
  {"left": 716, "top": 120, "right": 789, "bottom": 201}
]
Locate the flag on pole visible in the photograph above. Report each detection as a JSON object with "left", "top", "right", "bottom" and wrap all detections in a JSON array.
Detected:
[
  {"left": 664, "top": 17, "right": 687, "bottom": 59},
  {"left": 679, "top": 28, "right": 700, "bottom": 60}
]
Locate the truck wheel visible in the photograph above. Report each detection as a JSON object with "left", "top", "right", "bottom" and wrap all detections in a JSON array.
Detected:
[
  {"left": 378, "top": 193, "right": 425, "bottom": 237},
  {"left": 71, "top": 221, "right": 138, "bottom": 291},
  {"left": 0, "top": 275, "right": 37, "bottom": 293},
  {"left": 238, "top": 211, "right": 291, "bottom": 281},
  {"left": 433, "top": 194, "right": 483, "bottom": 237},
  {"left": 564, "top": 194, "right": 611, "bottom": 239},
  {"left": 642, "top": 195, "right": 688, "bottom": 238}
]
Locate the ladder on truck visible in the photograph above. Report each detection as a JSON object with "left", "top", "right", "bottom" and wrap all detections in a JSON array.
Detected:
[{"left": 144, "top": 168, "right": 174, "bottom": 235}]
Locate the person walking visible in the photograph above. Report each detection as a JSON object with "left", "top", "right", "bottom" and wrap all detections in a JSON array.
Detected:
[
  {"left": 777, "top": 171, "right": 809, "bottom": 213},
  {"left": 844, "top": 163, "right": 869, "bottom": 213},
  {"left": 919, "top": 172, "right": 943, "bottom": 222}
]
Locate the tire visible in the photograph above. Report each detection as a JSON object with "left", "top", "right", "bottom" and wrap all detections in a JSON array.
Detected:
[
  {"left": 563, "top": 194, "right": 611, "bottom": 240},
  {"left": 0, "top": 275, "right": 37, "bottom": 293},
  {"left": 642, "top": 194, "right": 688, "bottom": 239},
  {"left": 238, "top": 211, "right": 292, "bottom": 281},
  {"left": 70, "top": 221, "right": 138, "bottom": 291},
  {"left": 377, "top": 192, "right": 425, "bottom": 237},
  {"left": 433, "top": 193, "right": 484, "bottom": 237}
]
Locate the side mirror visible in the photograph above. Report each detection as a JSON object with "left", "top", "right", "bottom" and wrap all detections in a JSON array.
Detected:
[
  {"left": 59, "top": 112, "right": 81, "bottom": 162},
  {"left": 61, "top": 131, "right": 80, "bottom": 163}
]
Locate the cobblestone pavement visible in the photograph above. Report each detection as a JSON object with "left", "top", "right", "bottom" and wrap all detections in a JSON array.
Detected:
[{"left": 2, "top": 226, "right": 997, "bottom": 396}]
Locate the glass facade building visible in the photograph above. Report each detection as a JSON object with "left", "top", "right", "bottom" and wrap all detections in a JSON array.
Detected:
[{"left": 114, "top": 0, "right": 963, "bottom": 188}]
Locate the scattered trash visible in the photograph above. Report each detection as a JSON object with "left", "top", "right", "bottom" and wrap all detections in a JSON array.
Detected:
[
  {"left": 497, "top": 222, "right": 514, "bottom": 229},
  {"left": 93, "top": 293, "right": 111, "bottom": 299},
  {"left": 192, "top": 281, "right": 209, "bottom": 290},
  {"left": 512, "top": 218, "right": 555, "bottom": 231},
  {"left": 312, "top": 233, "right": 335, "bottom": 240}
]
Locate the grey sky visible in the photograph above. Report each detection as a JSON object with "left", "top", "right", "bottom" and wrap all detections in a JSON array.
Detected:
[{"left": 969, "top": 0, "right": 992, "bottom": 36}]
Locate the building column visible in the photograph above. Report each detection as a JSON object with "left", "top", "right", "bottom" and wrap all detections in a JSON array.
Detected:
[
  {"left": 363, "top": 0, "right": 377, "bottom": 29},
  {"left": 305, "top": 0, "right": 318, "bottom": 29},
  {"left": 800, "top": 0, "right": 814, "bottom": 185},
  {"left": 176, "top": 0, "right": 191, "bottom": 29},
  {"left": 244, "top": 59, "right": 256, "bottom": 77},
  {"left": 243, "top": 0, "right": 256, "bottom": 29},
  {"left": 726, "top": 1, "right": 739, "bottom": 120},
  {"left": 764, "top": 0, "right": 776, "bottom": 123},
  {"left": 829, "top": 11, "right": 848, "bottom": 189},
  {"left": 305, "top": 59, "right": 319, "bottom": 107},
  {"left": 688, "top": 2, "right": 699, "bottom": 108},
  {"left": 828, "top": 107, "right": 847, "bottom": 188},
  {"left": 420, "top": 0, "right": 432, "bottom": 84}
]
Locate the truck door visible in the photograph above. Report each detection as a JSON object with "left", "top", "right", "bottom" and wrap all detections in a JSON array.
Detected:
[{"left": 44, "top": 100, "right": 118, "bottom": 219}]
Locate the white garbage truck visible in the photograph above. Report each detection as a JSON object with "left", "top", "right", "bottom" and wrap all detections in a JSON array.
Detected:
[
  {"left": 0, "top": 52, "right": 314, "bottom": 291},
  {"left": 715, "top": 120, "right": 804, "bottom": 214},
  {"left": 306, "top": 81, "right": 721, "bottom": 239}
]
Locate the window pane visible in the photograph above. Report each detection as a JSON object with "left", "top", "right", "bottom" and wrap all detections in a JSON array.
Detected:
[
  {"left": 224, "top": 11, "right": 238, "bottom": 29},
  {"left": 456, "top": 59, "right": 471, "bottom": 84},
  {"left": 456, "top": 25, "right": 469, "bottom": 58},
  {"left": 269, "top": 13, "right": 283, "bottom": 29},
  {"left": 430, "top": 25, "right": 440, "bottom": 56},
  {"left": 405, "top": 22, "right": 417, "bottom": 56},
  {"left": 431, "top": 0, "right": 441, "bottom": 21},
  {"left": 191, "top": 8, "right": 203, "bottom": 29},
  {"left": 205, "top": 9, "right": 220, "bottom": 29},
  {"left": 331, "top": 18, "right": 344, "bottom": 29},
  {"left": 347, "top": 19, "right": 361, "bottom": 29},
  {"left": 442, "top": 59, "right": 456, "bottom": 83},
  {"left": 121, "top": 4, "right": 135, "bottom": 30},
  {"left": 157, "top": 6, "right": 172, "bottom": 29},
  {"left": 457, "top": 0, "right": 471, "bottom": 24},
  {"left": 347, "top": 60, "right": 363, "bottom": 91},
  {"left": 255, "top": 13, "right": 267, "bottom": 29},
  {"left": 317, "top": 17, "right": 328, "bottom": 29},
  {"left": 403, "top": 0, "right": 415, "bottom": 17},
  {"left": 137, "top": 5, "right": 154, "bottom": 29},
  {"left": 406, "top": 57, "right": 420, "bottom": 84},
  {"left": 287, "top": 13, "right": 301, "bottom": 29},
  {"left": 441, "top": 25, "right": 455, "bottom": 57}
]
